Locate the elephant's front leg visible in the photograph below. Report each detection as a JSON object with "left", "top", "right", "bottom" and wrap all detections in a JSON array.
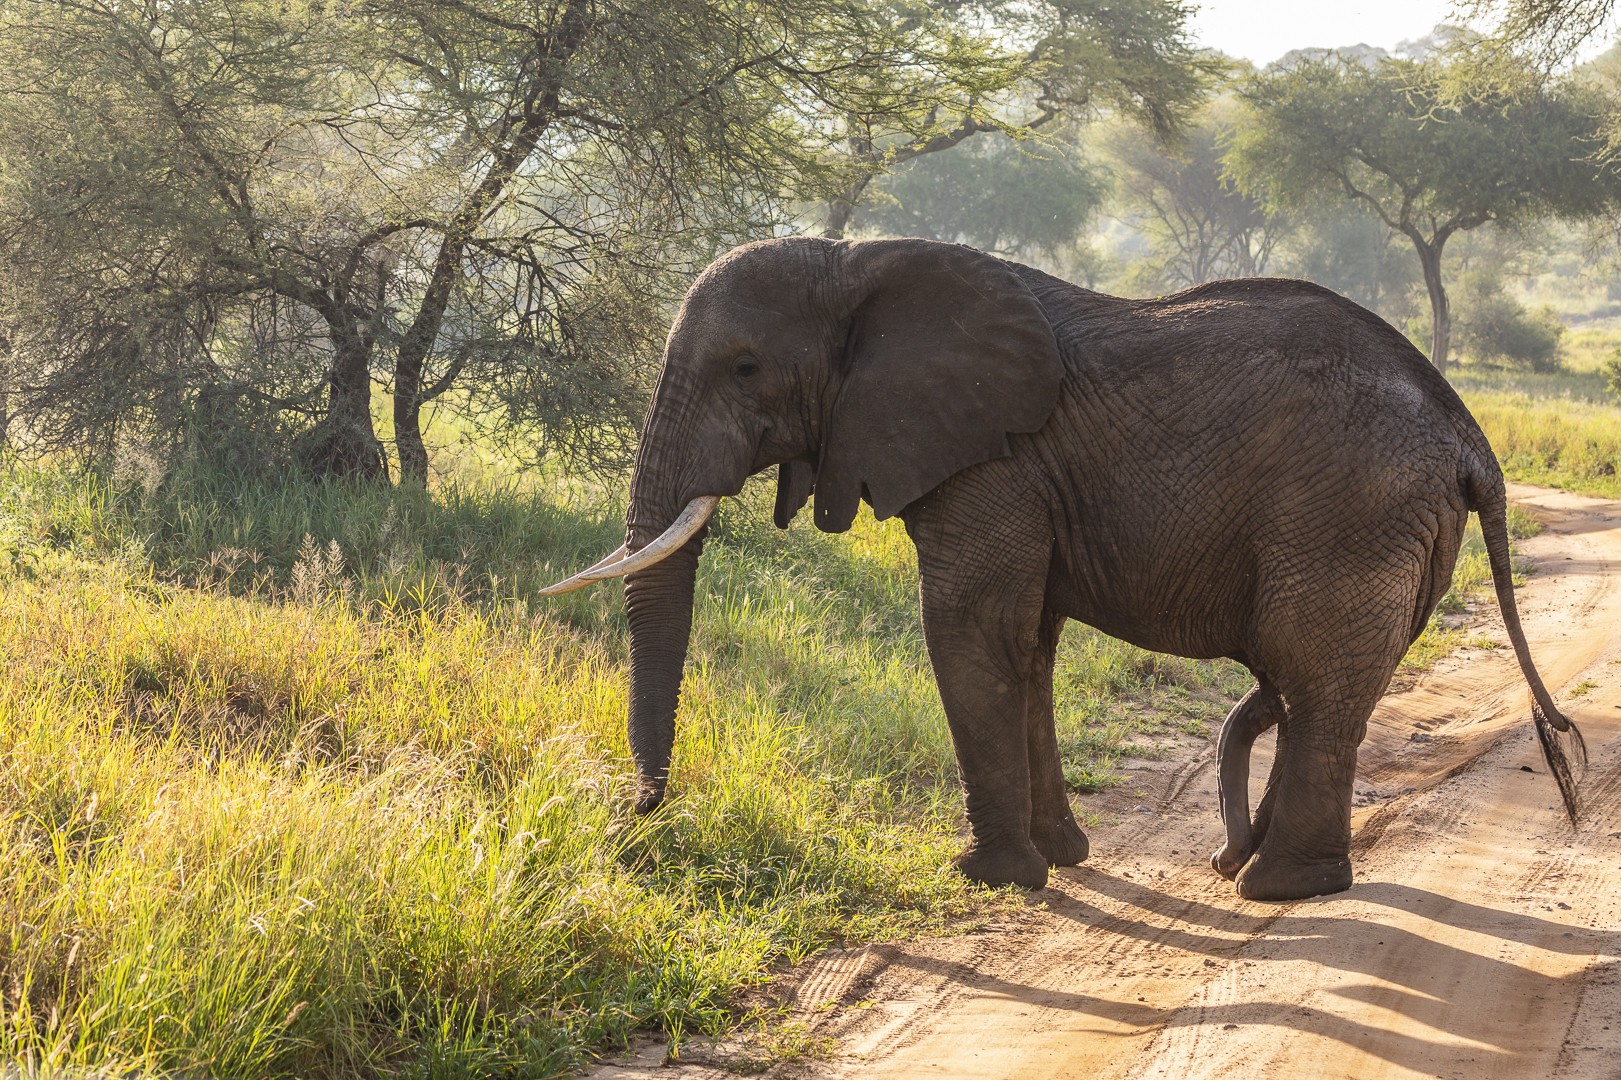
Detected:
[
  {"left": 911, "top": 489, "right": 1055, "bottom": 890},
  {"left": 1026, "top": 608, "right": 1088, "bottom": 868},
  {"left": 924, "top": 614, "right": 1049, "bottom": 889}
]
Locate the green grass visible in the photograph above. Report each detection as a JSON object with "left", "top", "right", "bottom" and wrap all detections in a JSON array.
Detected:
[
  {"left": 0, "top": 461, "right": 1246, "bottom": 1077},
  {"left": 1450, "top": 365, "right": 1615, "bottom": 406},
  {"left": 1446, "top": 332, "right": 1621, "bottom": 501},
  {"left": 1558, "top": 325, "right": 1621, "bottom": 376},
  {"left": 1446, "top": 343, "right": 1621, "bottom": 499},
  {"left": 1458, "top": 392, "right": 1621, "bottom": 500}
]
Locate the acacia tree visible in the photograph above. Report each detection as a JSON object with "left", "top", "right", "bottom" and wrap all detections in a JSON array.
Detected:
[
  {"left": 0, "top": 0, "right": 410, "bottom": 473},
  {"left": 1271, "top": 202, "right": 1419, "bottom": 319},
  {"left": 1105, "top": 101, "right": 1287, "bottom": 290},
  {"left": 855, "top": 126, "right": 1108, "bottom": 272},
  {"left": 1227, "top": 45, "right": 1617, "bottom": 372},
  {"left": 1460, "top": 0, "right": 1616, "bottom": 67},
  {"left": 1, "top": 0, "right": 1026, "bottom": 482},
  {"left": 357, "top": 0, "right": 870, "bottom": 482},
  {"left": 818, "top": 0, "right": 1216, "bottom": 238}
]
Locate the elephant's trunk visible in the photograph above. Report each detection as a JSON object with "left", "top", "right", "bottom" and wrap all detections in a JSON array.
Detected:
[
  {"left": 620, "top": 378, "right": 710, "bottom": 813},
  {"left": 623, "top": 539, "right": 702, "bottom": 813}
]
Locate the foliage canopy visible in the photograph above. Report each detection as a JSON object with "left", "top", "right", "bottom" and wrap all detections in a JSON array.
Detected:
[
  {"left": 1228, "top": 42, "right": 1619, "bottom": 371},
  {"left": 0, "top": 0, "right": 1212, "bottom": 483},
  {"left": 816, "top": 0, "right": 1216, "bottom": 237},
  {"left": 855, "top": 130, "right": 1109, "bottom": 271},
  {"left": 3, "top": 0, "right": 860, "bottom": 479},
  {"left": 1104, "top": 101, "right": 1285, "bottom": 292}
]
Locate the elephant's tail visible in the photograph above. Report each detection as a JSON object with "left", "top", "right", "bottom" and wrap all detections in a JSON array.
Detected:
[{"left": 1469, "top": 466, "right": 1586, "bottom": 824}]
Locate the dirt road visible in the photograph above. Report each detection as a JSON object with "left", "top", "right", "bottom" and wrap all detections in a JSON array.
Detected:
[{"left": 594, "top": 484, "right": 1621, "bottom": 1080}]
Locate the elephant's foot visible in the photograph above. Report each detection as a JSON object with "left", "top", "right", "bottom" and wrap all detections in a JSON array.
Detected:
[
  {"left": 1210, "top": 841, "right": 1249, "bottom": 881},
  {"left": 1215, "top": 804, "right": 1274, "bottom": 880},
  {"left": 955, "top": 842, "right": 1049, "bottom": 890},
  {"left": 1234, "top": 852, "right": 1352, "bottom": 901},
  {"left": 1031, "top": 816, "right": 1089, "bottom": 867}
]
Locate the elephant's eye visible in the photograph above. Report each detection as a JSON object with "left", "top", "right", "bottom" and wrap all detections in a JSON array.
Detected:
[{"left": 734, "top": 357, "right": 761, "bottom": 379}]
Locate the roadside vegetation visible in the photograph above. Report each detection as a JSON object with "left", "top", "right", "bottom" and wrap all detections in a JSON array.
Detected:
[
  {"left": 0, "top": 431, "right": 1537, "bottom": 1073},
  {"left": 1450, "top": 326, "right": 1621, "bottom": 501},
  {"left": 0, "top": 454, "right": 1256, "bottom": 1076},
  {"left": 1464, "top": 393, "right": 1621, "bottom": 499}
]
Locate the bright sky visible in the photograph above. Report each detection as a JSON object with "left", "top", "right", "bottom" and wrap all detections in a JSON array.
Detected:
[{"left": 1188, "top": 0, "right": 1465, "bottom": 66}]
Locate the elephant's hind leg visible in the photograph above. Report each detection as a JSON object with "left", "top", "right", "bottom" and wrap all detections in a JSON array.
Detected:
[
  {"left": 1211, "top": 679, "right": 1284, "bottom": 880},
  {"left": 1027, "top": 608, "right": 1088, "bottom": 868},
  {"left": 1232, "top": 721, "right": 1360, "bottom": 901},
  {"left": 1230, "top": 548, "right": 1424, "bottom": 901},
  {"left": 1233, "top": 664, "right": 1395, "bottom": 902}
]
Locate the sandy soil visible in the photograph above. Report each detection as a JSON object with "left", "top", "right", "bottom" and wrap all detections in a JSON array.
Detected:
[{"left": 590, "top": 484, "right": 1621, "bottom": 1080}]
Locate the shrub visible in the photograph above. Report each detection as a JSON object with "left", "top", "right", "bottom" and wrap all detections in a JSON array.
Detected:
[
  {"left": 1454, "top": 270, "right": 1566, "bottom": 373},
  {"left": 1603, "top": 346, "right": 1621, "bottom": 401}
]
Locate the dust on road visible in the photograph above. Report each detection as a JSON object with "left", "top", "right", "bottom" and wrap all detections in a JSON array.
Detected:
[{"left": 592, "top": 485, "right": 1621, "bottom": 1080}]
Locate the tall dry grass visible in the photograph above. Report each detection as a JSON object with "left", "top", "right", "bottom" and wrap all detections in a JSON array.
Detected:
[
  {"left": 0, "top": 463, "right": 1248, "bottom": 1076},
  {"left": 1450, "top": 330, "right": 1621, "bottom": 501}
]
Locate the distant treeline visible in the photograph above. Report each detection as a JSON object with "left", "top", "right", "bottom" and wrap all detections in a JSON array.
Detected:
[{"left": 1, "top": 0, "right": 1618, "bottom": 482}]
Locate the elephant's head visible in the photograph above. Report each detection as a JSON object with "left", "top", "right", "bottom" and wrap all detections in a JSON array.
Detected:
[{"left": 544, "top": 237, "right": 1064, "bottom": 812}]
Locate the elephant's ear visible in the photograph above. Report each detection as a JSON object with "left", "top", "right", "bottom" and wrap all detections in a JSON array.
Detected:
[{"left": 812, "top": 239, "right": 1064, "bottom": 533}]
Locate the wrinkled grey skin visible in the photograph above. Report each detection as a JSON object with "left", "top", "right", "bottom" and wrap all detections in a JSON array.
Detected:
[{"left": 620, "top": 236, "right": 1579, "bottom": 902}]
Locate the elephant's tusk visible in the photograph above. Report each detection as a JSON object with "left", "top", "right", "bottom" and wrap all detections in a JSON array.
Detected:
[
  {"left": 538, "top": 543, "right": 628, "bottom": 595},
  {"left": 538, "top": 496, "right": 720, "bottom": 595}
]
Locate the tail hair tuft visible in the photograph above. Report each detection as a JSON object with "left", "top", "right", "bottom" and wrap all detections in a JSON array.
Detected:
[{"left": 1532, "top": 701, "right": 1587, "bottom": 826}]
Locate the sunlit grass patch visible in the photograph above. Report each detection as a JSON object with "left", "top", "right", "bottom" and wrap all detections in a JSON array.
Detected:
[
  {"left": 1052, "top": 635, "right": 1247, "bottom": 792},
  {"left": 0, "top": 593, "right": 985, "bottom": 1077},
  {"left": 1451, "top": 377, "right": 1621, "bottom": 501},
  {"left": 0, "top": 462, "right": 1251, "bottom": 1075},
  {"left": 0, "top": 468, "right": 998, "bottom": 1076},
  {"left": 5, "top": 450, "right": 1525, "bottom": 1074}
]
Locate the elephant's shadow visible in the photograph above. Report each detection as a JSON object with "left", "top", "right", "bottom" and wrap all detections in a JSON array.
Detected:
[{"left": 948, "top": 867, "right": 1606, "bottom": 1070}]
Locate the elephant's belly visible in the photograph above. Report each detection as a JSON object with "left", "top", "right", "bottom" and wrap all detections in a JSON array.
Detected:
[{"left": 1044, "top": 561, "right": 1252, "bottom": 665}]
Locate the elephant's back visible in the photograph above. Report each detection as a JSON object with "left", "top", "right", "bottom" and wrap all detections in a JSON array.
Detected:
[{"left": 1040, "top": 275, "right": 1476, "bottom": 476}]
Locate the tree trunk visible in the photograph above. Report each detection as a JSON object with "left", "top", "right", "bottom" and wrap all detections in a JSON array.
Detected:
[
  {"left": 0, "top": 338, "right": 9, "bottom": 451},
  {"left": 387, "top": 0, "right": 590, "bottom": 484},
  {"left": 1412, "top": 235, "right": 1451, "bottom": 375},
  {"left": 393, "top": 236, "right": 466, "bottom": 487},
  {"left": 395, "top": 403, "right": 429, "bottom": 487},
  {"left": 297, "top": 324, "right": 388, "bottom": 480},
  {"left": 822, "top": 197, "right": 856, "bottom": 239},
  {"left": 393, "top": 312, "right": 439, "bottom": 488},
  {"left": 822, "top": 169, "right": 876, "bottom": 239}
]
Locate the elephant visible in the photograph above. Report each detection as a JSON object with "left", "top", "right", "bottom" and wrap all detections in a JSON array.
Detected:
[{"left": 543, "top": 236, "right": 1586, "bottom": 901}]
